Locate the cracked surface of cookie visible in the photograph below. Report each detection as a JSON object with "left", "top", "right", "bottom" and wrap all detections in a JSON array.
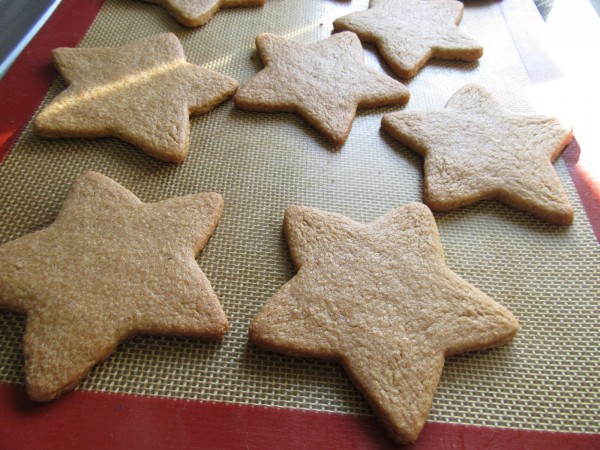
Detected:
[
  {"left": 249, "top": 203, "right": 518, "bottom": 443},
  {"left": 34, "top": 33, "right": 238, "bottom": 163},
  {"left": 0, "top": 171, "right": 228, "bottom": 401},
  {"left": 234, "top": 32, "right": 410, "bottom": 146},
  {"left": 333, "top": 0, "right": 483, "bottom": 79},
  {"left": 141, "top": 0, "right": 265, "bottom": 27},
  {"left": 381, "top": 84, "right": 574, "bottom": 224}
]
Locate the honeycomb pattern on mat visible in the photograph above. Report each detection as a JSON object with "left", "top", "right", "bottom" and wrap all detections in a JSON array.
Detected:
[{"left": 0, "top": 0, "right": 598, "bottom": 434}]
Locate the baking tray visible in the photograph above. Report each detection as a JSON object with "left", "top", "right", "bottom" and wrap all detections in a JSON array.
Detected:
[{"left": 0, "top": 0, "right": 598, "bottom": 448}]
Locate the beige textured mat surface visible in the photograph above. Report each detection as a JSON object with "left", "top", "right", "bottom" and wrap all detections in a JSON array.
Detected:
[{"left": 0, "top": 0, "right": 598, "bottom": 433}]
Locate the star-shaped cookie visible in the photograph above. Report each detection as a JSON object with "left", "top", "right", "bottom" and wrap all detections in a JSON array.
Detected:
[
  {"left": 249, "top": 203, "right": 518, "bottom": 443},
  {"left": 142, "top": 0, "right": 265, "bottom": 27},
  {"left": 381, "top": 84, "right": 574, "bottom": 224},
  {"left": 234, "top": 32, "right": 410, "bottom": 146},
  {"left": 34, "top": 33, "right": 238, "bottom": 163},
  {"left": 0, "top": 171, "right": 228, "bottom": 401},
  {"left": 333, "top": 0, "right": 483, "bottom": 79}
]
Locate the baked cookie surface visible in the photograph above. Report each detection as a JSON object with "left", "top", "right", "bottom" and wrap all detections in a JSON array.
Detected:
[
  {"left": 234, "top": 32, "right": 410, "bottom": 146},
  {"left": 142, "top": 0, "right": 265, "bottom": 27},
  {"left": 381, "top": 84, "right": 574, "bottom": 224},
  {"left": 249, "top": 203, "right": 518, "bottom": 443},
  {"left": 34, "top": 33, "right": 238, "bottom": 163},
  {"left": 0, "top": 171, "right": 228, "bottom": 401},
  {"left": 333, "top": 0, "right": 483, "bottom": 79}
]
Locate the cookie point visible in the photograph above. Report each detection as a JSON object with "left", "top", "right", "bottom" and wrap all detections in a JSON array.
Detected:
[
  {"left": 161, "top": 31, "right": 179, "bottom": 41},
  {"left": 32, "top": 114, "right": 49, "bottom": 135},
  {"left": 550, "top": 207, "right": 575, "bottom": 226},
  {"left": 509, "top": 315, "right": 520, "bottom": 337},
  {"left": 247, "top": 318, "right": 260, "bottom": 341},
  {"left": 255, "top": 32, "right": 274, "bottom": 44},
  {"left": 284, "top": 205, "right": 307, "bottom": 220},
  {"left": 160, "top": 147, "right": 188, "bottom": 164},
  {"left": 26, "top": 383, "right": 62, "bottom": 403},
  {"left": 76, "top": 170, "right": 108, "bottom": 185},
  {"left": 205, "top": 192, "right": 224, "bottom": 211},
  {"left": 405, "top": 202, "right": 433, "bottom": 216},
  {"left": 212, "top": 317, "right": 229, "bottom": 340}
]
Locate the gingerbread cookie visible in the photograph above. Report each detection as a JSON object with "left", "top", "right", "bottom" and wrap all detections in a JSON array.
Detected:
[
  {"left": 381, "top": 84, "right": 574, "bottom": 224},
  {"left": 234, "top": 32, "right": 410, "bottom": 146},
  {"left": 0, "top": 171, "right": 228, "bottom": 401},
  {"left": 249, "top": 203, "right": 518, "bottom": 443},
  {"left": 142, "top": 0, "right": 265, "bottom": 27},
  {"left": 34, "top": 33, "right": 238, "bottom": 163},
  {"left": 333, "top": 0, "right": 483, "bottom": 79}
]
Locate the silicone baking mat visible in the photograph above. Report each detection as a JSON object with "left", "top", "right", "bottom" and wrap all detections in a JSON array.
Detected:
[{"left": 0, "top": 0, "right": 598, "bottom": 447}]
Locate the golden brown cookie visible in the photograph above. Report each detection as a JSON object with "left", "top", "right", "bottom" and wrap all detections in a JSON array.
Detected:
[
  {"left": 249, "top": 203, "right": 518, "bottom": 443},
  {"left": 333, "top": 0, "right": 483, "bottom": 79},
  {"left": 0, "top": 171, "right": 228, "bottom": 401},
  {"left": 142, "top": 0, "right": 265, "bottom": 27},
  {"left": 34, "top": 33, "right": 238, "bottom": 163},
  {"left": 234, "top": 32, "right": 410, "bottom": 146},
  {"left": 381, "top": 84, "right": 574, "bottom": 224}
]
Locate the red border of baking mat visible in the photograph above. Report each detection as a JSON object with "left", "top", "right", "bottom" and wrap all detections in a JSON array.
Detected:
[
  {"left": 0, "top": 383, "right": 598, "bottom": 450},
  {"left": 0, "top": 1, "right": 599, "bottom": 448},
  {"left": 0, "top": 0, "right": 105, "bottom": 165}
]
